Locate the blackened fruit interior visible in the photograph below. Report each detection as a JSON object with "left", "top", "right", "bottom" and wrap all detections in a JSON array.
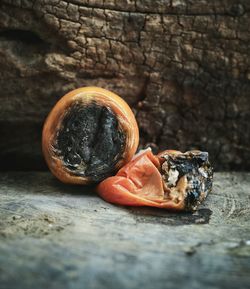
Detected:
[
  {"left": 161, "top": 151, "right": 213, "bottom": 210},
  {"left": 54, "top": 102, "right": 125, "bottom": 182}
]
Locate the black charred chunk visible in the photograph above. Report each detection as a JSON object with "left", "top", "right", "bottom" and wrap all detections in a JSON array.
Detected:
[
  {"left": 161, "top": 151, "right": 213, "bottom": 211},
  {"left": 54, "top": 102, "right": 125, "bottom": 182}
]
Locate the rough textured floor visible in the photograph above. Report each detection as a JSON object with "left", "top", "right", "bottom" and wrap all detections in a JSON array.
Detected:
[{"left": 0, "top": 172, "right": 250, "bottom": 289}]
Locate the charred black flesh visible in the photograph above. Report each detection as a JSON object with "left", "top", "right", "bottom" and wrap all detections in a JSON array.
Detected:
[
  {"left": 54, "top": 102, "right": 125, "bottom": 182},
  {"left": 161, "top": 151, "right": 213, "bottom": 210}
]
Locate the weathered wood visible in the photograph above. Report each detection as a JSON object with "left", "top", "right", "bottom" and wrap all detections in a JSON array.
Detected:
[
  {"left": 0, "top": 1, "right": 250, "bottom": 170},
  {"left": 0, "top": 172, "right": 250, "bottom": 289}
]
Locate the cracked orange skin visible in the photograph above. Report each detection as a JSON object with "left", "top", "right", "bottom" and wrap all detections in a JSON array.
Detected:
[
  {"left": 42, "top": 86, "right": 139, "bottom": 185},
  {"left": 97, "top": 149, "right": 186, "bottom": 210}
]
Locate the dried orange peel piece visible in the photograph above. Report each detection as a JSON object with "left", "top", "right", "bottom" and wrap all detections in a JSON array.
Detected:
[{"left": 97, "top": 149, "right": 213, "bottom": 211}]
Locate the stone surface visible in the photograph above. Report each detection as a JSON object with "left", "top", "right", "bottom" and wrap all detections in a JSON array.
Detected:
[
  {"left": 0, "top": 172, "right": 250, "bottom": 289},
  {"left": 0, "top": 1, "right": 250, "bottom": 170}
]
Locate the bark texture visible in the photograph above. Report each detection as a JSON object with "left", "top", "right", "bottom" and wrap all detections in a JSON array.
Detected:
[{"left": 0, "top": 0, "right": 250, "bottom": 170}]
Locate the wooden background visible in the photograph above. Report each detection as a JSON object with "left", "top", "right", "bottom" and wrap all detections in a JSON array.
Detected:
[{"left": 0, "top": 0, "right": 250, "bottom": 170}]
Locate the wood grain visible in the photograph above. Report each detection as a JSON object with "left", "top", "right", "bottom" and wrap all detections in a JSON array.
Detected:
[{"left": 0, "top": 172, "right": 250, "bottom": 289}]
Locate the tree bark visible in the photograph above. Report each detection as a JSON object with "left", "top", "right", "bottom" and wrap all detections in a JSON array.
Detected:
[{"left": 0, "top": 0, "right": 249, "bottom": 170}]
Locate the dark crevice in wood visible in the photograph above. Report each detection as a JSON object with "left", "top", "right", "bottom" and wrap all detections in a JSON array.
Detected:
[{"left": 0, "top": 29, "right": 45, "bottom": 45}]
